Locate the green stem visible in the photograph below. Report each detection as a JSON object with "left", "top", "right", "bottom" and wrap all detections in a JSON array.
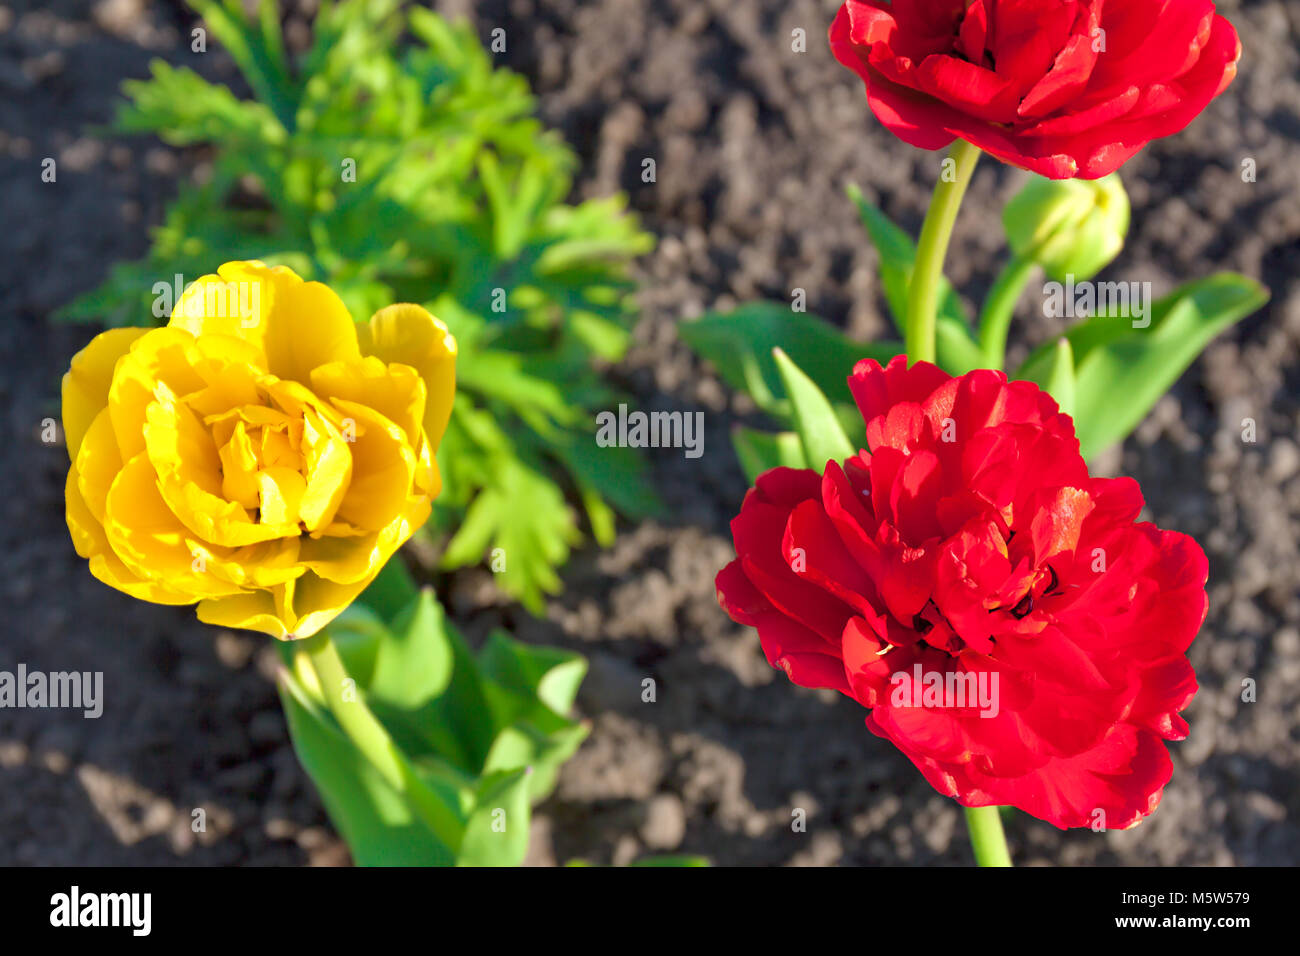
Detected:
[
  {"left": 905, "top": 139, "right": 981, "bottom": 364},
  {"left": 296, "top": 631, "right": 464, "bottom": 850},
  {"left": 977, "top": 254, "right": 1038, "bottom": 370},
  {"left": 964, "top": 805, "right": 1013, "bottom": 867}
]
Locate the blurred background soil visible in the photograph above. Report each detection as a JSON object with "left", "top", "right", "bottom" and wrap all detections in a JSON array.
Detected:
[{"left": 1, "top": 0, "right": 1297, "bottom": 865}]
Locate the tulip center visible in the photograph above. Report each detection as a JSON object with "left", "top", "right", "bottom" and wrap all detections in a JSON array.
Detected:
[
  {"left": 208, "top": 405, "right": 311, "bottom": 525},
  {"left": 913, "top": 533, "right": 1066, "bottom": 658}
]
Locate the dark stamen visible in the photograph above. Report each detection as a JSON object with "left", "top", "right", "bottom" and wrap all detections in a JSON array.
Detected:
[
  {"left": 1010, "top": 592, "right": 1034, "bottom": 619},
  {"left": 1044, "top": 564, "right": 1061, "bottom": 596}
]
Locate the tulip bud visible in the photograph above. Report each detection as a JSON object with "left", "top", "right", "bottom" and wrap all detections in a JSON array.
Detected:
[{"left": 1002, "top": 173, "right": 1130, "bottom": 282}]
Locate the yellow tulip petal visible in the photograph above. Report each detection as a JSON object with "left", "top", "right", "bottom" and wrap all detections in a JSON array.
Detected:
[
  {"left": 263, "top": 274, "right": 362, "bottom": 384},
  {"left": 293, "top": 491, "right": 431, "bottom": 634},
  {"left": 310, "top": 356, "right": 426, "bottom": 448},
  {"left": 259, "top": 375, "right": 351, "bottom": 434},
  {"left": 296, "top": 530, "right": 384, "bottom": 585},
  {"left": 195, "top": 331, "right": 264, "bottom": 368},
  {"left": 74, "top": 409, "right": 123, "bottom": 524},
  {"left": 162, "top": 478, "right": 288, "bottom": 548},
  {"left": 257, "top": 466, "right": 307, "bottom": 527},
  {"left": 65, "top": 463, "right": 105, "bottom": 561},
  {"left": 358, "top": 303, "right": 456, "bottom": 448},
  {"left": 62, "top": 327, "right": 148, "bottom": 462},
  {"left": 313, "top": 518, "right": 372, "bottom": 539},
  {"left": 298, "top": 409, "right": 352, "bottom": 533},
  {"left": 103, "top": 453, "right": 245, "bottom": 599},
  {"left": 217, "top": 420, "right": 261, "bottom": 509},
  {"left": 196, "top": 588, "right": 292, "bottom": 639},
  {"left": 143, "top": 383, "right": 288, "bottom": 546},
  {"left": 66, "top": 465, "right": 195, "bottom": 605},
  {"left": 177, "top": 262, "right": 360, "bottom": 383},
  {"left": 192, "top": 536, "right": 304, "bottom": 589},
  {"left": 108, "top": 327, "right": 206, "bottom": 461},
  {"left": 184, "top": 354, "right": 263, "bottom": 420},
  {"left": 330, "top": 398, "right": 417, "bottom": 532},
  {"left": 298, "top": 491, "right": 428, "bottom": 585},
  {"left": 144, "top": 381, "right": 223, "bottom": 497},
  {"left": 284, "top": 572, "right": 374, "bottom": 640},
  {"left": 413, "top": 435, "right": 442, "bottom": 500},
  {"left": 168, "top": 262, "right": 274, "bottom": 359},
  {"left": 145, "top": 383, "right": 232, "bottom": 515}
]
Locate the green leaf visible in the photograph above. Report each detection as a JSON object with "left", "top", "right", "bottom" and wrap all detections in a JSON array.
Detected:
[
  {"left": 190, "top": 0, "right": 298, "bottom": 132},
  {"left": 456, "top": 345, "right": 583, "bottom": 436},
  {"left": 850, "top": 188, "right": 912, "bottom": 263},
  {"left": 476, "top": 631, "right": 589, "bottom": 802},
  {"left": 319, "top": 603, "right": 388, "bottom": 688},
  {"left": 732, "top": 427, "right": 808, "bottom": 483},
  {"left": 278, "top": 671, "right": 455, "bottom": 866},
  {"left": 569, "top": 310, "right": 631, "bottom": 361},
  {"left": 281, "top": 586, "right": 591, "bottom": 866},
  {"left": 480, "top": 720, "right": 588, "bottom": 806},
  {"left": 408, "top": 615, "right": 500, "bottom": 774},
  {"left": 554, "top": 430, "right": 662, "bottom": 524},
  {"left": 356, "top": 596, "right": 590, "bottom": 790},
  {"left": 1021, "top": 337, "right": 1077, "bottom": 419},
  {"left": 935, "top": 320, "right": 987, "bottom": 375},
  {"left": 477, "top": 630, "right": 587, "bottom": 718},
  {"left": 440, "top": 454, "right": 581, "bottom": 614},
  {"left": 1014, "top": 273, "right": 1268, "bottom": 459},
  {"left": 455, "top": 768, "right": 532, "bottom": 866},
  {"left": 355, "top": 555, "right": 419, "bottom": 625},
  {"left": 114, "top": 61, "right": 284, "bottom": 146},
  {"left": 773, "top": 348, "right": 856, "bottom": 471},
  {"left": 847, "top": 183, "right": 982, "bottom": 374},
  {"left": 368, "top": 589, "right": 454, "bottom": 709},
  {"left": 575, "top": 480, "right": 617, "bottom": 546},
  {"left": 679, "top": 302, "right": 900, "bottom": 409}
]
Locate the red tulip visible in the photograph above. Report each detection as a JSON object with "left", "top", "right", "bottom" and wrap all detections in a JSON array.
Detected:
[
  {"left": 717, "top": 357, "right": 1208, "bottom": 829},
  {"left": 829, "top": 0, "right": 1241, "bottom": 179}
]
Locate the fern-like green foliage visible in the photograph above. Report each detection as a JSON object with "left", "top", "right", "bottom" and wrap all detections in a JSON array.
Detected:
[{"left": 58, "top": 0, "right": 658, "bottom": 612}]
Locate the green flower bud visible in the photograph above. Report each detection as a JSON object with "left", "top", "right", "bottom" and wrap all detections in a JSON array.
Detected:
[{"left": 1003, "top": 173, "right": 1130, "bottom": 282}]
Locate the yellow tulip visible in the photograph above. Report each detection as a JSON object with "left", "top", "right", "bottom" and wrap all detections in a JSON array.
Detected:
[{"left": 62, "top": 261, "right": 456, "bottom": 639}]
